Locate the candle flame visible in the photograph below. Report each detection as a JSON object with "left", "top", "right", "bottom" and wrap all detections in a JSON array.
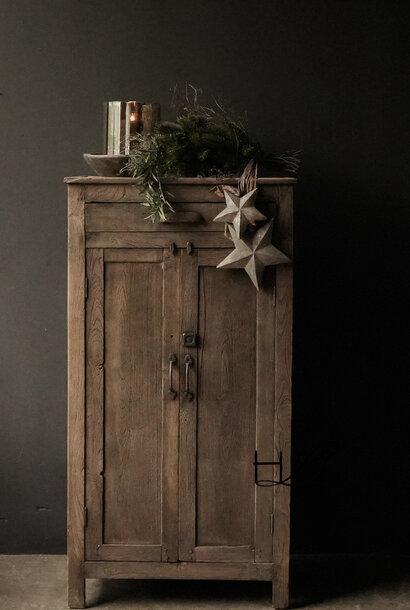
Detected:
[{"left": 130, "top": 113, "right": 137, "bottom": 122}]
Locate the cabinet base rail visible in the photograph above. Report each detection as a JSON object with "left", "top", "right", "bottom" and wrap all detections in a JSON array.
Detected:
[
  {"left": 70, "top": 561, "right": 289, "bottom": 609},
  {"left": 83, "top": 560, "right": 275, "bottom": 580}
]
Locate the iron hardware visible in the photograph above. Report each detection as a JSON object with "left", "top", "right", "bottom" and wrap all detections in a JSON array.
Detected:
[
  {"left": 186, "top": 241, "right": 193, "bottom": 255},
  {"left": 168, "top": 354, "right": 177, "bottom": 400},
  {"left": 184, "top": 354, "right": 193, "bottom": 401},
  {"left": 254, "top": 451, "right": 290, "bottom": 487},
  {"left": 182, "top": 332, "right": 198, "bottom": 348}
]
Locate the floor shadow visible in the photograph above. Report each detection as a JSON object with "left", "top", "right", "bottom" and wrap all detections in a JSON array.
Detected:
[
  {"left": 87, "top": 577, "right": 271, "bottom": 607},
  {"left": 86, "top": 555, "right": 410, "bottom": 608},
  {"left": 290, "top": 554, "right": 410, "bottom": 608}
]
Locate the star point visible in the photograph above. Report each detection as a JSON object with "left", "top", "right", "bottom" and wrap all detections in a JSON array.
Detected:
[
  {"left": 213, "top": 188, "right": 267, "bottom": 238},
  {"left": 217, "top": 219, "right": 291, "bottom": 290}
]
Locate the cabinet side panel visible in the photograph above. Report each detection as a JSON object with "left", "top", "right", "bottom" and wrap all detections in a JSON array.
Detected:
[
  {"left": 103, "top": 261, "right": 163, "bottom": 545},
  {"left": 196, "top": 267, "right": 256, "bottom": 547},
  {"left": 67, "top": 185, "right": 85, "bottom": 608},
  {"left": 272, "top": 186, "right": 293, "bottom": 608}
]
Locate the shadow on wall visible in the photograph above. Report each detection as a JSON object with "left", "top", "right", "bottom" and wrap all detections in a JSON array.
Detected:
[{"left": 291, "top": 165, "right": 409, "bottom": 554}]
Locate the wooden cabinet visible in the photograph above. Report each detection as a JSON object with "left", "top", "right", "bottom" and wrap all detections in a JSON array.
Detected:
[{"left": 67, "top": 176, "right": 294, "bottom": 609}]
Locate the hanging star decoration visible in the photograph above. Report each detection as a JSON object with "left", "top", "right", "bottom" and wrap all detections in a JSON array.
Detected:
[
  {"left": 213, "top": 188, "right": 267, "bottom": 238},
  {"left": 217, "top": 219, "right": 291, "bottom": 290}
]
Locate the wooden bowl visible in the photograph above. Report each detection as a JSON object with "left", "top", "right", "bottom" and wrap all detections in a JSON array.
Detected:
[{"left": 83, "top": 153, "right": 130, "bottom": 177}]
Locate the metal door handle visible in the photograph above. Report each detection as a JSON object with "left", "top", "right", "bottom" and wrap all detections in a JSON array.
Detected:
[
  {"left": 168, "top": 354, "right": 177, "bottom": 400},
  {"left": 184, "top": 355, "right": 193, "bottom": 401}
]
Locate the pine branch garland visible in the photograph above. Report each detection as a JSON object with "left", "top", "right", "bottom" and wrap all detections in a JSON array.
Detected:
[{"left": 122, "top": 89, "right": 301, "bottom": 222}]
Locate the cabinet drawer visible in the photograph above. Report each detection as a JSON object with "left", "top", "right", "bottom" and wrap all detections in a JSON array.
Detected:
[
  {"left": 85, "top": 203, "right": 226, "bottom": 232},
  {"left": 85, "top": 201, "right": 277, "bottom": 234},
  {"left": 85, "top": 231, "right": 232, "bottom": 249}
]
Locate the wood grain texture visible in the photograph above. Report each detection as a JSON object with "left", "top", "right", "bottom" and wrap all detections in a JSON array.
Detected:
[
  {"left": 196, "top": 265, "right": 256, "bottom": 551},
  {"left": 86, "top": 231, "right": 231, "bottom": 249},
  {"left": 161, "top": 249, "right": 181, "bottom": 562},
  {"left": 254, "top": 267, "right": 275, "bottom": 563},
  {"left": 272, "top": 185, "right": 293, "bottom": 609},
  {"left": 86, "top": 203, "right": 226, "bottom": 232},
  {"left": 103, "top": 261, "right": 163, "bottom": 548},
  {"left": 81, "top": 184, "right": 288, "bottom": 204},
  {"left": 68, "top": 180, "right": 293, "bottom": 606},
  {"left": 85, "top": 184, "right": 145, "bottom": 202},
  {"left": 194, "top": 546, "right": 254, "bottom": 563},
  {"left": 178, "top": 249, "right": 198, "bottom": 561},
  {"left": 67, "top": 181, "right": 290, "bottom": 206},
  {"left": 104, "top": 249, "right": 162, "bottom": 262},
  {"left": 85, "top": 249, "right": 104, "bottom": 561},
  {"left": 84, "top": 253, "right": 169, "bottom": 563},
  {"left": 197, "top": 250, "right": 232, "bottom": 266},
  {"left": 67, "top": 184, "right": 86, "bottom": 608},
  {"left": 84, "top": 561, "right": 274, "bottom": 581},
  {"left": 95, "top": 544, "right": 162, "bottom": 562}
]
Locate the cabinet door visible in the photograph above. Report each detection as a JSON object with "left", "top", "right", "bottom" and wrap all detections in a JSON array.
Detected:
[
  {"left": 85, "top": 248, "right": 180, "bottom": 562},
  {"left": 179, "top": 249, "right": 276, "bottom": 563}
]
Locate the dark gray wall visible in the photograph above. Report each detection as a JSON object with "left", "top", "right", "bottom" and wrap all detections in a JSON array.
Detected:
[{"left": 0, "top": 0, "right": 408, "bottom": 554}]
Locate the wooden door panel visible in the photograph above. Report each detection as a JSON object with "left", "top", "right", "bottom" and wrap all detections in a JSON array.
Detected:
[
  {"left": 85, "top": 248, "right": 104, "bottom": 561},
  {"left": 85, "top": 248, "right": 179, "bottom": 562},
  {"left": 254, "top": 267, "right": 276, "bottom": 562},
  {"left": 104, "top": 260, "right": 162, "bottom": 545},
  {"left": 179, "top": 250, "right": 275, "bottom": 563},
  {"left": 178, "top": 250, "right": 198, "bottom": 561},
  {"left": 196, "top": 267, "right": 256, "bottom": 547}
]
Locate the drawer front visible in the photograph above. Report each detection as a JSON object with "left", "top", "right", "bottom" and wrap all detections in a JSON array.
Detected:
[
  {"left": 85, "top": 203, "right": 226, "bottom": 232},
  {"left": 85, "top": 231, "right": 232, "bottom": 249},
  {"left": 85, "top": 201, "right": 278, "bottom": 234}
]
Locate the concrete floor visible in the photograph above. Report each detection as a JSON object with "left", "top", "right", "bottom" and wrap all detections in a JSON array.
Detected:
[{"left": 0, "top": 555, "right": 409, "bottom": 609}]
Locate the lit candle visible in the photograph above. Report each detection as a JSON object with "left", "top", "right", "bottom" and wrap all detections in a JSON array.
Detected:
[{"left": 125, "top": 101, "right": 141, "bottom": 154}]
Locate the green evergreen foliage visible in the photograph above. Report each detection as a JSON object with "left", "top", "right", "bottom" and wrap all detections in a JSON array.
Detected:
[{"left": 123, "top": 90, "right": 299, "bottom": 222}]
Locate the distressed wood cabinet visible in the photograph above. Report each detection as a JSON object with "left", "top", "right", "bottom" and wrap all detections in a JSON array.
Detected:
[{"left": 67, "top": 176, "right": 294, "bottom": 608}]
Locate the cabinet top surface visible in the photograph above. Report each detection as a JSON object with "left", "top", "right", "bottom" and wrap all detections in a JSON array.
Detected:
[{"left": 64, "top": 176, "right": 297, "bottom": 185}]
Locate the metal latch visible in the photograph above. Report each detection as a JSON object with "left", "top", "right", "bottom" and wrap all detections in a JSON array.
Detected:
[{"left": 182, "top": 332, "right": 197, "bottom": 347}]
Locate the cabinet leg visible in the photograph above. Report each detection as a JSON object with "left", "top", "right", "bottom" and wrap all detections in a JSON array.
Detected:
[
  {"left": 272, "top": 563, "right": 289, "bottom": 608},
  {"left": 68, "top": 570, "right": 85, "bottom": 608}
]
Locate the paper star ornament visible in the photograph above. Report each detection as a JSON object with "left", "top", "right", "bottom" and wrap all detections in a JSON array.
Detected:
[
  {"left": 217, "top": 219, "right": 291, "bottom": 290},
  {"left": 213, "top": 188, "right": 267, "bottom": 238}
]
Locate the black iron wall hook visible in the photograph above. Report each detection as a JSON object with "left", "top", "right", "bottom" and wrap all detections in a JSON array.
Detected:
[{"left": 254, "top": 450, "right": 291, "bottom": 487}]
